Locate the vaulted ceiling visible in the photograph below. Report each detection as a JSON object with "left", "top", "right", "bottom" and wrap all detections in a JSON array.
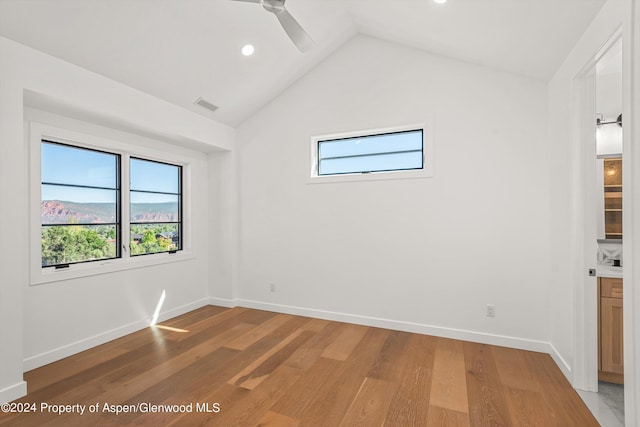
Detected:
[{"left": 0, "top": 0, "right": 607, "bottom": 127}]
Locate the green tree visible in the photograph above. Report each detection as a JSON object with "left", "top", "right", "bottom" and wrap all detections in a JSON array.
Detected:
[
  {"left": 42, "top": 225, "right": 115, "bottom": 266},
  {"left": 142, "top": 230, "right": 156, "bottom": 244}
]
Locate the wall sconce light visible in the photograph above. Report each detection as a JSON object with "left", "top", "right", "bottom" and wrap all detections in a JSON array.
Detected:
[
  {"left": 597, "top": 113, "right": 623, "bottom": 127},
  {"left": 596, "top": 113, "right": 623, "bottom": 157}
]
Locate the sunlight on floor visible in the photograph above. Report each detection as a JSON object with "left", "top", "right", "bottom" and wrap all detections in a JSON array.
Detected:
[{"left": 153, "top": 324, "right": 189, "bottom": 333}]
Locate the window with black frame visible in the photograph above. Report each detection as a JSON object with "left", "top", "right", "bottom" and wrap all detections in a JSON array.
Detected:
[
  {"left": 129, "top": 158, "right": 182, "bottom": 256},
  {"left": 317, "top": 129, "right": 424, "bottom": 176},
  {"left": 41, "top": 141, "right": 121, "bottom": 267}
]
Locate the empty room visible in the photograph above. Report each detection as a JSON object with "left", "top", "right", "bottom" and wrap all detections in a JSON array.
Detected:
[{"left": 1, "top": 0, "right": 639, "bottom": 425}]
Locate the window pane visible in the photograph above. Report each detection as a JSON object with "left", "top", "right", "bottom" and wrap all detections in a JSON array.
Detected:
[
  {"left": 41, "top": 225, "right": 117, "bottom": 267},
  {"left": 130, "top": 223, "right": 180, "bottom": 256},
  {"left": 41, "top": 141, "right": 120, "bottom": 268},
  {"left": 41, "top": 185, "right": 117, "bottom": 224},
  {"left": 42, "top": 142, "right": 117, "bottom": 188},
  {"left": 130, "top": 158, "right": 180, "bottom": 193},
  {"left": 129, "top": 157, "right": 182, "bottom": 256},
  {"left": 130, "top": 192, "right": 179, "bottom": 223},
  {"left": 319, "top": 151, "right": 423, "bottom": 175},
  {"left": 319, "top": 130, "right": 422, "bottom": 159}
]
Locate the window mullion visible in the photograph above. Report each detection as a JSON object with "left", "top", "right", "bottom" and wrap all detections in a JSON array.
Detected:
[{"left": 121, "top": 153, "right": 131, "bottom": 260}]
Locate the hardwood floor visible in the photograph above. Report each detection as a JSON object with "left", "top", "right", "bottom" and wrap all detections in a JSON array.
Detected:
[{"left": 0, "top": 306, "right": 598, "bottom": 426}]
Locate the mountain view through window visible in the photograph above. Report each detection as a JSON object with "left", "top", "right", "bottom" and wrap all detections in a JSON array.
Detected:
[{"left": 41, "top": 141, "right": 182, "bottom": 267}]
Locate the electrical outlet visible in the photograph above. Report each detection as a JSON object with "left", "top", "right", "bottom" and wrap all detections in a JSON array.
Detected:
[
  {"left": 269, "top": 282, "right": 276, "bottom": 293},
  {"left": 486, "top": 304, "right": 495, "bottom": 317}
]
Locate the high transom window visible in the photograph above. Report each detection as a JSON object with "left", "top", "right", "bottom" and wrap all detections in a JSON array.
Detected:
[
  {"left": 309, "top": 125, "right": 433, "bottom": 183},
  {"left": 317, "top": 129, "right": 424, "bottom": 176}
]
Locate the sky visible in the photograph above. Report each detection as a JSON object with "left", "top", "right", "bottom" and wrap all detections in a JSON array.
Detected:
[
  {"left": 318, "top": 129, "right": 423, "bottom": 175},
  {"left": 41, "top": 142, "right": 180, "bottom": 203}
]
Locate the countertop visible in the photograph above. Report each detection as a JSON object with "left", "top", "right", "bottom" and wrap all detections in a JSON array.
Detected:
[{"left": 597, "top": 263, "right": 623, "bottom": 279}]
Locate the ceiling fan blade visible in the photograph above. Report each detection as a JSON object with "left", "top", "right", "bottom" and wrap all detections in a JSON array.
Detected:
[{"left": 273, "top": 8, "right": 315, "bottom": 52}]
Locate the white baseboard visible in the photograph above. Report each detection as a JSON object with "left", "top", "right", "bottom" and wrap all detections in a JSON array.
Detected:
[
  {"left": 234, "top": 299, "right": 552, "bottom": 354},
  {"left": 208, "top": 297, "right": 237, "bottom": 308},
  {"left": 548, "top": 342, "right": 572, "bottom": 381},
  {"left": 23, "top": 297, "right": 210, "bottom": 372},
  {"left": 0, "top": 381, "right": 27, "bottom": 404}
]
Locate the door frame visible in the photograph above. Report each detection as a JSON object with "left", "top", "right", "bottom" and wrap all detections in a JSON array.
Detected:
[
  {"left": 573, "top": 50, "right": 600, "bottom": 393},
  {"left": 573, "top": 2, "right": 639, "bottom": 424},
  {"left": 622, "top": 0, "right": 639, "bottom": 423}
]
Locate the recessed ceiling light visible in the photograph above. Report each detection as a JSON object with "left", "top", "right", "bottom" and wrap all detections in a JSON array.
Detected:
[
  {"left": 241, "top": 44, "right": 255, "bottom": 56},
  {"left": 433, "top": 0, "right": 447, "bottom": 3}
]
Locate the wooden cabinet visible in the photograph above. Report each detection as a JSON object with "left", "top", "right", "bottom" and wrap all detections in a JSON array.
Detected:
[
  {"left": 604, "top": 158, "right": 622, "bottom": 239},
  {"left": 598, "top": 277, "right": 624, "bottom": 384}
]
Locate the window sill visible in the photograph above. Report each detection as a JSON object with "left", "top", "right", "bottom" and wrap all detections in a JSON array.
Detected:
[
  {"left": 307, "top": 168, "right": 433, "bottom": 184},
  {"left": 30, "top": 251, "right": 195, "bottom": 286}
]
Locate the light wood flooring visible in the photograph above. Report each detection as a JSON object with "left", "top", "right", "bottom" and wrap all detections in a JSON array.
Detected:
[{"left": 0, "top": 306, "right": 598, "bottom": 426}]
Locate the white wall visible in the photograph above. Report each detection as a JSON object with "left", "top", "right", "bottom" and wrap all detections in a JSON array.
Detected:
[
  {"left": 598, "top": 72, "right": 623, "bottom": 119},
  {"left": 0, "top": 36, "right": 234, "bottom": 403},
  {"left": 237, "top": 35, "right": 552, "bottom": 350},
  {"left": 208, "top": 150, "right": 240, "bottom": 306}
]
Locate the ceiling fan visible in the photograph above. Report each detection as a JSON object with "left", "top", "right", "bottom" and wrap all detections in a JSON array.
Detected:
[{"left": 230, "top": 0, "right": 315, "bottom": 52}]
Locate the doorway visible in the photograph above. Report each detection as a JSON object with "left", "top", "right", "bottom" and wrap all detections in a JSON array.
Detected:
[
  {"left": 574, "top": 32, "right": 625, "bottom": 426},
  {"left": 595, "top": 37, "right": 624, "bottom": 424}
]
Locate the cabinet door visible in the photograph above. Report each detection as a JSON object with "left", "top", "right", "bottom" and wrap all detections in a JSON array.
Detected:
[
  {"left": 601, "top": 297, "right": 624, "bottom": 374},
  {"left": 603, "top": 158, "right": 622, "bottom": 239}
]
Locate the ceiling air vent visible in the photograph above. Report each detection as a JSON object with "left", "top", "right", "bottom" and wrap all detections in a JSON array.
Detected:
[{"left": 193, "top": 97, "right": 219, "bottom": 113}]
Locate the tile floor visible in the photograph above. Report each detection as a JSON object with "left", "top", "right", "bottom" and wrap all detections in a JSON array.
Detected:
[{"left": 578, "top": 382, "right": 625, "bottom": 426}]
